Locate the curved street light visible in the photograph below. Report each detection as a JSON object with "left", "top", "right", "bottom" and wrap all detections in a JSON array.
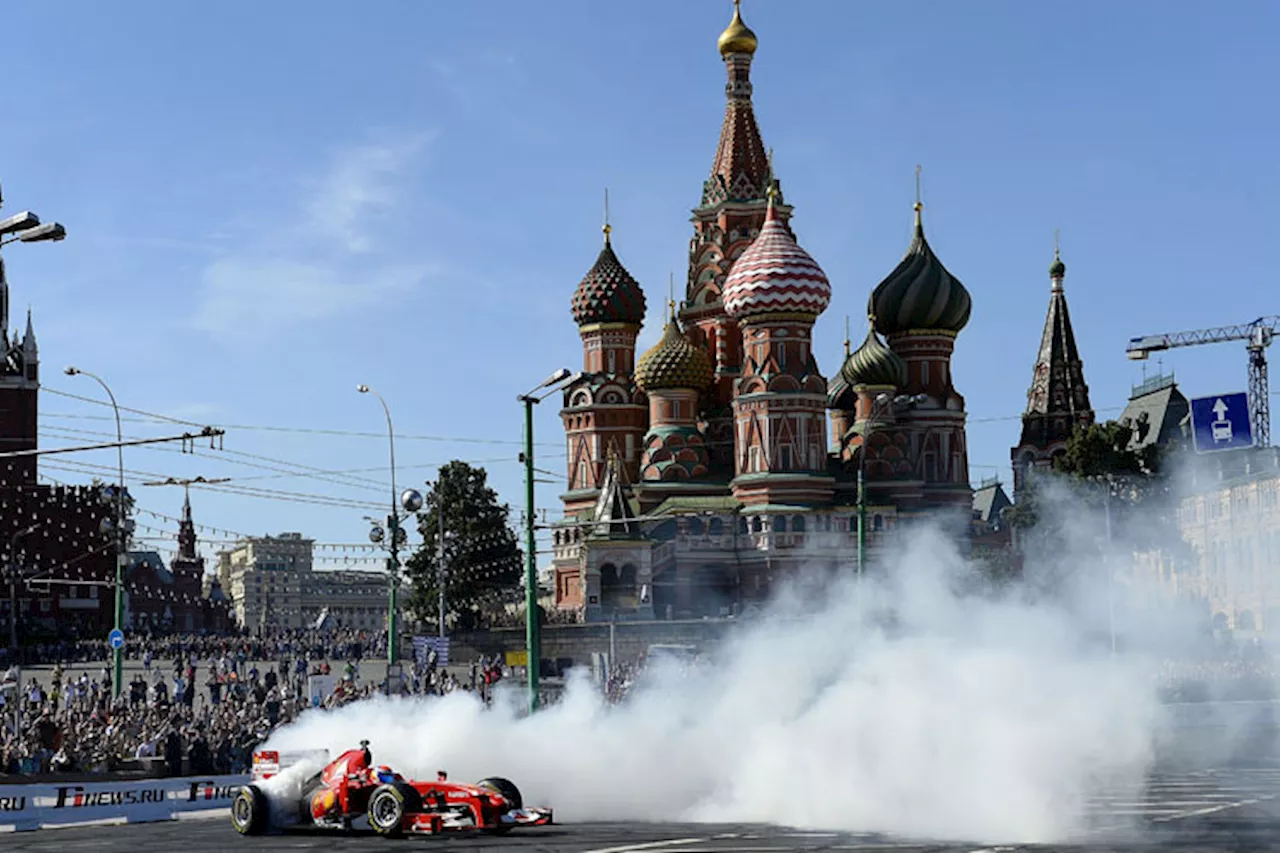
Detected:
[
  {"left": 356, "top": 384, "right": 406, "bottom": 670},
  {"left": 63, "top": 366, "right": 127, "bottom": 698}
]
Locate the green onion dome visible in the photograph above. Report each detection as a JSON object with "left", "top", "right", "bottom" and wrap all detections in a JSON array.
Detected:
[
  {"left": 868, "top": 204, "right": 971, "bottom": 336},
  {"left": 840, "top": 323, "right": 907, "bottom": 389}
]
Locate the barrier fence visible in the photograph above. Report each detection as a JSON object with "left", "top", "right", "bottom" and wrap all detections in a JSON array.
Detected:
[{"left": 0, "top": 773, "right": 247, "bottom": 832}]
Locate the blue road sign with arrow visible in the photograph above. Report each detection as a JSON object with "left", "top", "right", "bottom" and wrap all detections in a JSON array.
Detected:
[
  {"left": 108, "top": 628, "right": 124, "bottom": 650},
  {"left": 1190, "top": 392, "right": 1254, "bottom": 453}
]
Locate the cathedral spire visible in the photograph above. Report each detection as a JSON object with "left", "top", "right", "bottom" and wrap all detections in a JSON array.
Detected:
[
  {"left": 178, "top": 485, "right": 198, "bottom": 560},
  {"left": 702, "top": 0, "right": 770, "bottom": 208},
  {"left": 22, "top": 306, "right": 35, "bottom": 354},
  {"left": 1012, "top": 240, "right": 1095, "bottom": 491}
]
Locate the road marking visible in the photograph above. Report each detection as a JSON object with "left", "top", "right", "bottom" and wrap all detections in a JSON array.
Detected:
[
  {"left": 1155, "top": 794, "right": 1277, "bottom": 822},
  {"left": 580, "top": 838, "right": 708, "bottom": 853}
]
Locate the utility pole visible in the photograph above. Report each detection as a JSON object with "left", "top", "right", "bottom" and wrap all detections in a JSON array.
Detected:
[
  {"left": 517, "top": 367, "right": 572, "bottom": 715},
  {"left": 437, "top": 480, "right": 446, "bottom": 639},
  {"left": 523, "top": 396, "right": 539, "bottom": 712},
  {"left": 7, "top": 525, "right": 41, "bottom": 651}
]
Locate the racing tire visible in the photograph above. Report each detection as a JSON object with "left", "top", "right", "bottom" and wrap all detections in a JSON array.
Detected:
[
  {"left": 231, "top": 784, "right": 269, "bottom": 836},
  {"left": 367, "top": 783, "right": 412, "bottom": 838},
  {"left": 476, "top": 777, "right": 522, "bottom": 835}
]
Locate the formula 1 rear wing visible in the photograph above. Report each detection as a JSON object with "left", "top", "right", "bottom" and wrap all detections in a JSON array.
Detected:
[{"left": 251, "top": 748, "right": 330, "bottom": 782}]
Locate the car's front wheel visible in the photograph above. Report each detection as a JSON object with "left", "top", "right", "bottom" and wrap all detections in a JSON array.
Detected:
[
  {"left": 477, "top": 777, "right": 523, "bottom": 835},
  {"left": 367, "top": 784, "right": 408, "bottom": 837},
  {"left": 231, "top": 785, "right": 269, "bottom": 835}
]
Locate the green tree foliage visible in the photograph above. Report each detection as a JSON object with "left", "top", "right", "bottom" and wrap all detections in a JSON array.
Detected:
[
  {"left": 1010, "top": 420, "right": 1181, "bottom": 556},
  {"left": 90, "top": 477, "right": 137, "bottom": 550},
  {"left": 403, "top": 461, "right": 522, "bottom": 631}
]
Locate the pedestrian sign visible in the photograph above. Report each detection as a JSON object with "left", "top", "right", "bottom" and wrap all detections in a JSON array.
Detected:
[
  {"left": 108, "top": 628, "right": 125, "bottom": 650},
  {"left": 1190, "top": 392, "right": 1254, "bottom": 453}
]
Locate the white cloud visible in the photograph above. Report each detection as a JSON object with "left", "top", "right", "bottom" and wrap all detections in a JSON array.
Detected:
[
  {"left": 303, "top": 133, "right": 435, "bottom": 253},
  {"left": 192, "top": 258, "right": 427, "bottom": 342},
  {"left": 191, "top": 132, "right": 437, "bottom": 342}
]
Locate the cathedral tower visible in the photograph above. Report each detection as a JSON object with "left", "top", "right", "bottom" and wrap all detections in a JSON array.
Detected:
[
  {"left": 560, "top": 223, "right": 649, "bottom": 513},
  {"left": 723, "top": 189, "right": 834, "bottom": 507},
  {"left": 1011, "top": 245, "right": 1094, "bottom": 494},
  {"left": 680, "top": 0, "right": 791, "bottom": 477},
  {"left": 868, "top": 191, "right": 973, "bottom": 511},
  {"left": 634, "top": 309, "right": 714, "bottom": 485},
  {"left": 0, "top": 255, "right": 39, "bottom": 488}
]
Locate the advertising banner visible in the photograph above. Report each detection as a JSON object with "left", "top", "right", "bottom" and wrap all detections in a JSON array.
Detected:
[
  {"left": 170, "top": 775, "right": 246, "bottom": 813},
  {"left": 0, "top": 786, "right": 42, "bottom": 831},
  {"left": 308, "top": 675, "right": 336, "bottom": 707},
  {"left": 0, "top": 773, "right": 250, "bottom": 832}
]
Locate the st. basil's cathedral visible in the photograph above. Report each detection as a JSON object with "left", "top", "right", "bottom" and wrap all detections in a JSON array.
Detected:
[{"left": 551, "top": 2, "right": 977, "bottom": 622}]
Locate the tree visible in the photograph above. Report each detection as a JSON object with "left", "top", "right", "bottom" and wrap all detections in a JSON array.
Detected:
[
  {"left": 90, "top": 477, "right": 137, "bottom": 550},
  {"left": 1009, "top": 420, "right": 1188, "bottom": 596},
  {"left": 403, "top": 461, "right": 522, "bottom": 632}
]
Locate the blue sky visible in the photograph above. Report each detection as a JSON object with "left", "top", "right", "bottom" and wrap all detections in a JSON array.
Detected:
[{"left": 3, "top": 0, "right": 1276, "bottom": 572}]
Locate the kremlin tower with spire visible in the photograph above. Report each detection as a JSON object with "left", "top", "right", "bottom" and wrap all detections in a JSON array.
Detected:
[
  {"left": 552, "top": 2, "right": 978, "bottom": 621},
  {"left": 1010, "top": 244, "right": 1095, "bottom": 495}
]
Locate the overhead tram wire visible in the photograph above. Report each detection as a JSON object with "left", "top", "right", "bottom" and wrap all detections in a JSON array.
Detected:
[
  {"left": 39, "top": 473, "right": 402, "bottom": 561},
  {"left": 40, "top": 389, "right": 565, "bottom": 448},
  {"left": 39, "top": 457, "right": 388, "bottom": 512},
  {"left": 39, "top": 423, "right": 559, "bottom": 496},
  {"left": 38, "top": 424, "right": 393, "bottom": 494}
]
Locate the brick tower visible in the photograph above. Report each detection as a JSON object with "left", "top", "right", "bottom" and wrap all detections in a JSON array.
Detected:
[
  {"left": 1011, "top": 245, "right": 1094, "bottom": 495},
  {"left": 0, "top": 255, "right": 39, "bottom": 488},
  {"left": 560, "top": 223, "right": 649, "bottom": 514},
  {"left": 679, "top": 0, "right": 791, "bottom": 478},
  {"left": 867, "top": 194, "right": 973, "bottom": 512},
  {"left": 723, "top": 188, "right": 835, "bottom": 507}
]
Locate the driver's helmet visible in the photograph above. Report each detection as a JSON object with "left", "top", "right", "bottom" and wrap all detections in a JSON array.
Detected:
[{"left": 373, "top": 766, "right": 397, "bottom": 784}]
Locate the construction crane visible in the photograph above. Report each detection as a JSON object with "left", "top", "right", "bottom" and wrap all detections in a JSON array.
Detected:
[{"left": 1126, "top": 315, "right": 1278, "bottom": 448}]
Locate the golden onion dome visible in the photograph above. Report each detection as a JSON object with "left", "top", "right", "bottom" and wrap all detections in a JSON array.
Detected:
[
  {"left": 717, "top": 0, "right": 758, "bottom": 57},
  {"left": 635, "top": 319, "right": 714, "bottom": 392}
]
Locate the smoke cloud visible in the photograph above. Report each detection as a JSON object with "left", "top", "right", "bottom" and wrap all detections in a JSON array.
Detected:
[{"left": 258, "top": 496, "right": 1215, "bottom": 846}]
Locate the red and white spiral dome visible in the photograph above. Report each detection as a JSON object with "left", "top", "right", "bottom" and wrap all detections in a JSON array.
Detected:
[{"left": 722, "top": 200, "right": 830, "bottom": 320}]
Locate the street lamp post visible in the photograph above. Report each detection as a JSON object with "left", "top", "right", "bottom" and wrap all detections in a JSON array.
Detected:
[
  {"left": 356, "top": 385, "right": 410, "bottom": 668},
  {"left": 1097, "top": 476, "right": 1119, "bottom": 656},
  {"left": 855, "top": 393, "right": 928, "bottom": 588},
  {"left": 517, "top": 368, "right": 572, "bottom": 714},
  {"left": 7, "top": 524, "right": 41, "bottom": 651},
  {"left": 63, "top": 367, "right": 127, "bottom": 699}
]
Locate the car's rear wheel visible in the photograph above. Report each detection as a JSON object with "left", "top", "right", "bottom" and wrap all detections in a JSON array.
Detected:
[
  {"left": 367, "top": 784, "right": 409, "bottom": 837},
  {"left": 476, "top": 777, "right": 522, "bottom": 835},
  {"left": 231, "top": 785, "right": 269, "bottom": 835}
]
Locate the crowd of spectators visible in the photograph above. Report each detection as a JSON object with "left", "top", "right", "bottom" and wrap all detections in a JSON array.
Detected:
[
  {"left": 0, "top": 628, "right": 387, "bottom": 670},
  {"left": 5, "top": 625, "right": 1280, "bottom": 777},
  {"left": 1154, "top": 639, "right": 1279, "bottom": 702},
  {"left": 0, "top": 655, "right": 303, "bottom": 776},
  {"left": 0, "top": 641, "right": 524, "bottom": 776}
]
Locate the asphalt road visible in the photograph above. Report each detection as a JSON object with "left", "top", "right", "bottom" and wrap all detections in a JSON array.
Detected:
[{"left": 5, "top": 766, "right": 1280, "bottom": 853}]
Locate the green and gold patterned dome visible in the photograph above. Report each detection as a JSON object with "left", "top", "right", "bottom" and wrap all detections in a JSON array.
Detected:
[
  {"left": 635, "top": 319, "right": 714, "bottom": 392},
  {"left": 840, "top": 322, "right": 907, "bottom": 389}
]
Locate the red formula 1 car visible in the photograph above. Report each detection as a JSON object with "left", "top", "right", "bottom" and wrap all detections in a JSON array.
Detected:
[{"left": 231, "top": 741, "right": 553, "bottom": 838}]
